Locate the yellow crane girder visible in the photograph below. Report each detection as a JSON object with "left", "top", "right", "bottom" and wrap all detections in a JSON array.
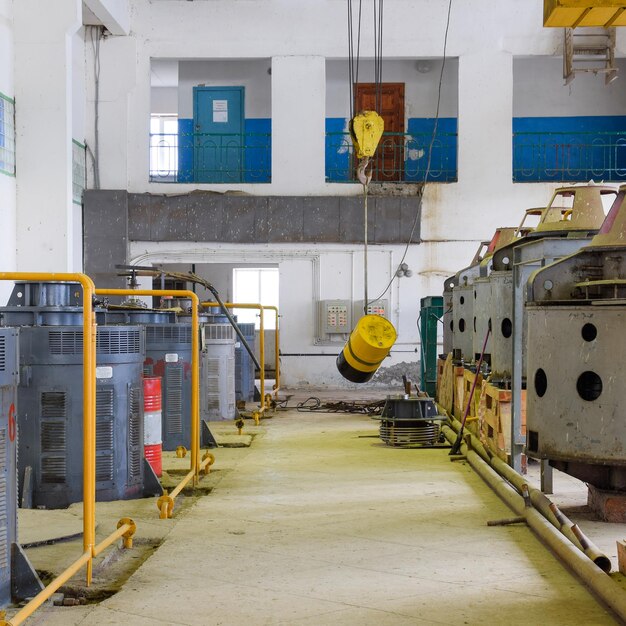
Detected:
[{"left": 544, "top": 0, "right": 626, "bottom": 28}]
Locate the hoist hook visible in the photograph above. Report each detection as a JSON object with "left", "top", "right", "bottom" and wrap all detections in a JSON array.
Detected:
[{"left": 357, "top": 157, "right": 373, "bottom": 187}]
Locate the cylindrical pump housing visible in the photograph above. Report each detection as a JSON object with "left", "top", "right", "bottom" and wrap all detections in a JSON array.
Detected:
[
  {"left": 201, "top": 320, "right": 236, "bottom": 421},
  {"left": 337, "top": 314, "right": 397, "bottom": 383},
  {"left": 0, "top": 283, "right": 146, "bottom": 509}
]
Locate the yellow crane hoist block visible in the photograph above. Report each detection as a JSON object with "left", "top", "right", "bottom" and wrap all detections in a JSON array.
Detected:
[
  {"left": 350, "top": 111, "right": 385, "bottom": 159},
  {"left": 336, "top": 314, "right": 397, "bottom": 383}
]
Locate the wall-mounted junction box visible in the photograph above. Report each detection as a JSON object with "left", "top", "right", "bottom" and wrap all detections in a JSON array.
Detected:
[
  {"left": 319, "top": 300, "right": 352, "bottom": 335},
  {"left": 353, "top": 299, "right": 389, "bottom": 320}
]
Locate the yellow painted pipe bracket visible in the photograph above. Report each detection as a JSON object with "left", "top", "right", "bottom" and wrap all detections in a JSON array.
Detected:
[
  {"left": 117, "top": 518, "right": 137, "bottom": 549},
  {"left": 157, "top": 495, "right": 174, "bottom": 520},
  {"left": 176, "top": 445, "right": 188, "bottom": 458},
  {"left": 201, "top": 452, "right": 215, "bottom": 475}
]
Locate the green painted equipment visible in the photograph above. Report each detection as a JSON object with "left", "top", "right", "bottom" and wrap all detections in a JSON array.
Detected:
[{"left": 419, "top": 296, "right": 443, "bottom": 396}]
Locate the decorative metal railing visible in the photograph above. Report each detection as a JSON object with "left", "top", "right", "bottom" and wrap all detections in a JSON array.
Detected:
[
  {"left": 149, "top": 132, "right": 271, "bottom": 183},
  {"left": 0, "top": 93, "right": 16, "bottom": 177},
  {"left": 513, "top": 131, "right": 626, "bottom": 182},
  {"left": 325, "top": 131, "right": 458, "bottom": 183}
]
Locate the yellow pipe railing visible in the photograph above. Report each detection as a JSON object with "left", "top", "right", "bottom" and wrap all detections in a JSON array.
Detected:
[
  {"left": 95, "top": 289, "right": 211, "bottom": 519},
  {"left": 201, "top": 302, "right": 281, "bottom": 413},
  {"left": 157, "top": 452, "right": 214, "bottom": 519},
  {"left": 0, "top": 274, "right": 137, "bottom": 626}
]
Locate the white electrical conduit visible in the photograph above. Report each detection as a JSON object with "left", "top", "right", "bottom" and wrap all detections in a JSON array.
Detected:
[{"left": 441, "top": 424, "right": 626, "bottom": 622}]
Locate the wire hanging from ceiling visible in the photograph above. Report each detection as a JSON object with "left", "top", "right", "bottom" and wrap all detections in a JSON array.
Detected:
[{"left": 368, "top": 0, "right": 453, "bottom": 306}]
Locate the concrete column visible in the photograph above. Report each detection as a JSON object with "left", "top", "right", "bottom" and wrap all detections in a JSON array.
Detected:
[
  {"left": 271, "top": 56, "right": 325, "bottom": 194},
  {"left": 88, "top": 35, "right": 138, "bottom": 190},
  {"left": 14, "top": 0, "right": 81, "bottom": 272},
  {"left": 456, "top": 51, "right": 514, "bottom": 232}
]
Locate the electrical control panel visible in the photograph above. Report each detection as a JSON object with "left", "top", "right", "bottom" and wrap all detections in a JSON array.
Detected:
[
  {"left": 319, "top": 300, "right": 352, "bottom": 335},
  {"left": 354, "top": 299, "right": 389, "bottom": 320}
]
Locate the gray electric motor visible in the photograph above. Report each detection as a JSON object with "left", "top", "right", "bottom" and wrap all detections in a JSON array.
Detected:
[
  {"left": 0, "top": 282, "right": 145, "bottom": 509},
  {"left": 235, "top": 322, "right": 256, "bottom": 403},
  {"left": 201, "top": 319, "right": 236, "bottom": 421},
  {"left": 101, "top": 307, "right": 197, "bottom": 452},
  {"left": 0, "top": 328, "right": 43, "bottom": 606}
]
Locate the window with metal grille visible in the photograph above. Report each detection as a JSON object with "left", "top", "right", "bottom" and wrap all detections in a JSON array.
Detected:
[
  {"left": 0, "top": 94, "right": 15, "bottom": 177},
  {"left": 72, "top": 140, "right": 86, "bottom": 205}
]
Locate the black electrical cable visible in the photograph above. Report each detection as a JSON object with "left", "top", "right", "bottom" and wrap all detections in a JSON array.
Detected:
[{"left": 368, "top": 0, "right": 454, "bottom": 306}]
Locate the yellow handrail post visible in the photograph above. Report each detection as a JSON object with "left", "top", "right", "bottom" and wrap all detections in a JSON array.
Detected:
[
  {"left": 259, "top": 305, "right": 265, "bottom": 411},
  {"left": 263, "top": 305, "right": 280, "bottom": 394},
  {"left": 95, "top": 289, "right": 201, "bottom": 482},
  {"left": 0, "top": 273, "right": 97, "bottom": 589}
]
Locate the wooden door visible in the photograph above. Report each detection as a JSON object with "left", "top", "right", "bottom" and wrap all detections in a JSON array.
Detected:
[{"left": 354, "top": 83, "right": 405, "bottom": 182}]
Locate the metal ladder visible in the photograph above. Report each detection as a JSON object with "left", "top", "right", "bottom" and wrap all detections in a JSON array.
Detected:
[{"left": 563, "top": 27, "right": 618, "bottom": 85}]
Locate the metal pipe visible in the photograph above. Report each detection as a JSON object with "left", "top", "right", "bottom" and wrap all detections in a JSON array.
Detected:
[
  {"left": 156, "top": 452, "right": 215, "bottom": 519},
  {"left": 2, "top": 551, "right": 92, "bottom": 626},
  {"left": 0, "top": 273, "right": 97, "bottom": 583},
  {"left": 445, "top": 413, "right": 611, "bottom": 572},
  {"left": 96, "top": 289, "right": 201, "bottom": 479},
  {"left": 263, "top": 305, "right": 280, "bottom": 395},
  {"left": 93, "top": 519, "right": 137, "bottom": 555},
  {"left": 202, "top": 286, "right": 261, "bottom": 371},
  {"left": 440, "top": 425, "right": 626, "bottom": 622}
]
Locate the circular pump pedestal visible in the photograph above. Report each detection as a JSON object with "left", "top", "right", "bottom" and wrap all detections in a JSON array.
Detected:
[{"left": 337, "top": 314, "right": 396, "bottom": 383}]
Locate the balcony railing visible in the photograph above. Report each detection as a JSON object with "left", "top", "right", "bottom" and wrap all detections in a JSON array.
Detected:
[
  {"left": 325, "top": 131, "right": 458, "bottom": 183},
  {"left": 513, "top": 131, "right": 626, "bottom": 182},
  {"left": 149, "top": 132, "right": 271, "bottom": 183}
]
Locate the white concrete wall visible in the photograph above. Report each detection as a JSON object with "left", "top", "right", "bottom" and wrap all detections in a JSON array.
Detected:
[
  {"left": 514, "top": 57, "right": 626, "bottom": 117},
  {"left": 326, "top": 58, "right": 459, "bottom": 119},
  {"left": 177, "top": 59, "right": 271, "bottom": 119},
  {"left": 0, "top": 0, "right": 16, "bottom": 301},
  {"left": 151, "top": 86, "right": 178, "bottom": 115},
  {"left": 86, "top": 0, "right": 626, "bottom": 387}
]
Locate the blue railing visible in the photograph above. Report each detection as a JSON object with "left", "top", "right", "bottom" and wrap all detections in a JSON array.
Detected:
[
  {"left": 325, "top": 131, "right": 458, "bottom": 183},
  {"left": 149, "top": 132, "right": 271, "bottom": 183},
  {"left": 513, "top": 130, "right": 626, "bottom": 182}
]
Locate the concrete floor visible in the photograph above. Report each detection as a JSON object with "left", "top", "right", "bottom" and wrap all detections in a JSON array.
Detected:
[{"left": 20, "top": 394, "right": 620, "bottom": 625}]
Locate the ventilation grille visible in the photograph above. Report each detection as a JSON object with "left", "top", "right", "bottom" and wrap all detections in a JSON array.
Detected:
[
  {"left": 97, "top": 328, "right": 141, "bottom": 354},
  {"left": 146, "top": 325, "right": 192, "bottom": 345},
  {"left": 143, "top": 364, "right": 153, "bottom": 377},
  {"left": 49, "top": 330, "right": 83, "bottom": 355},
  {"left": 96, "top": 387, "right": 114, "bottom": 483},
  {"left": 0, "top": 336, "right": 6, "bottom": 372},
  {"left": 0, "top": 428, "right": 7, "bottom": 570},
  {"left": 207, "top": 357, "right": 220, "bottom": 410},
  {"left": 166, "top": 365, "right": 183, "bottom": 435},
  {"left": 128, "top": 386, "right": 142, "bottom": 484},
  {"left": 96, "top": 388, "right": 114, "bottom": 419},
  {"left": 41, "top": 391, "right": 67, "bottom": 484},
  {"left": 41, "top": 392, "right": 67, "bottom": 418},
  {"left": 204, "top": 324, "right": 234, "bottom": 341}
]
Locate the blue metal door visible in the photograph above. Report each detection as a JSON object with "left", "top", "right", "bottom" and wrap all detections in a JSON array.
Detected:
[{"left": 193, "top": 86, "right": 244, "bottom": 183}]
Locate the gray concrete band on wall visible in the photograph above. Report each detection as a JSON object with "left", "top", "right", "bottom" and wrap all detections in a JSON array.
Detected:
[{"left": 83, "top": 190, "right": 422, "bottom": 286}]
